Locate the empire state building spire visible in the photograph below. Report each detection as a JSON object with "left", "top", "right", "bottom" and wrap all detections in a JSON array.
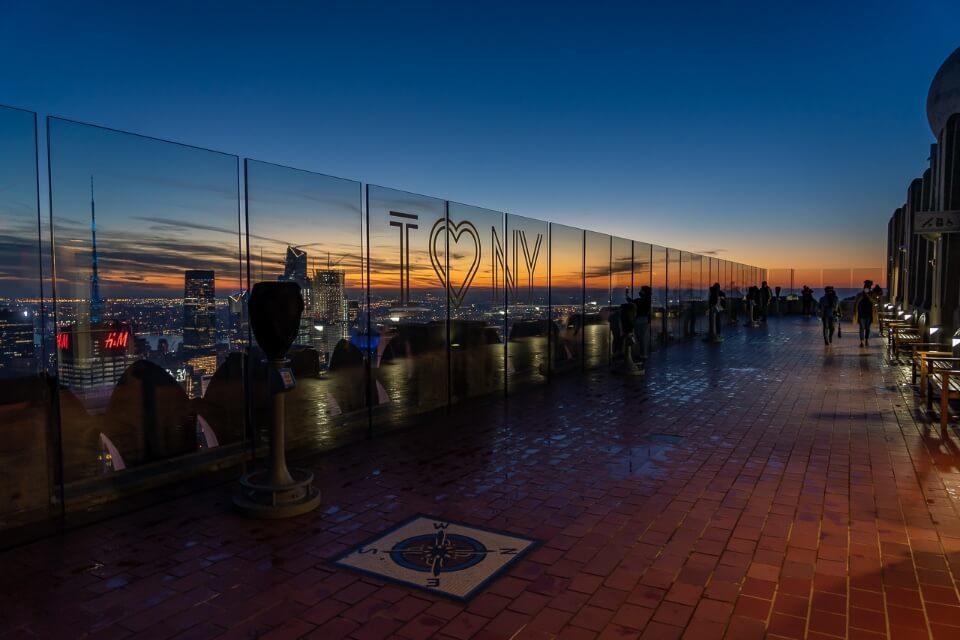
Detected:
[{"left": 89, "top": 176, "right": 104, "bottom": 325}]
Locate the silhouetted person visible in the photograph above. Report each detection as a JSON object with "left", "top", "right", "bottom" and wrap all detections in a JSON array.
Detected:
[
  {"left": 801, "top": 286, "right": 815, "bottom": 317},
  {"left": 745, "top": 286, "right": 760, "bottom": 326},
  {"left": 759, "top": 281, "right": 773, "bottom": 321},
  {"left": 818, "top": 286, "right": 840, "bottom": 345},
  {"left": 627, "top": 286, "right": 652, "bottom": 359},
  {"left": 871, "top": 283, "right": 883, "bottom": 303},
  {"left": 853, "top": 281, "right": 878, "bottom": 347},
  {"left": 705, "top": 282, "right": 725, "bottom": 342}
]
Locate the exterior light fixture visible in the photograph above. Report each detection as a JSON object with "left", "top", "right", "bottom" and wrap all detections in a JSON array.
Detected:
[
  {"left": 898, "top": 310, "right": 905, "bottom": 316},
  {"left": 904, "top": 314, "right": 913, "bottom": 321},
  {"left": 930, "top": 327, "right": 940, "bottom": 336},
  {"left": 313, "top": 325, "right": 324, "bottom": 332}
]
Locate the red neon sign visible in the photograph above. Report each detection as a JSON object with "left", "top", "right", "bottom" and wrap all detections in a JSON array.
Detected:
[
  {"left": 103, "top": 331, "right": 129, "bottom": 350},
  {"left": 57, "top": 333, "right": 69, "bottom": 350}
]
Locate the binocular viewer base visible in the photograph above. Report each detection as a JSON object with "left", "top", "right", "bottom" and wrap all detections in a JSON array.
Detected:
[{"left": 234, "top": 467, "right": 321, "bottom": 519}]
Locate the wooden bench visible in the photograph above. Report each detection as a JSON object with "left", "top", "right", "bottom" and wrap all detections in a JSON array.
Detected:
[
  {"left": 909, "top": 343, "right": 952, "bottom": 383},
  {"left": 879, "top": 310, "right": 897, "bottom": 332},
  {"left": 916, "top": 352, "right": 960, "bottom": 397},
  {"left": 927, "top": 365, "right": 960, "bottom": 430},
  {"left": 887, "top": 322, "right": 922, "bottom": 360}
]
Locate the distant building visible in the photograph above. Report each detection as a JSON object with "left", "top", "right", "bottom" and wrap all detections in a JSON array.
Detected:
[
  {"left": 312, "top": 267, "right": 349, "bottom": 363},
  {"left": 280, "top": 246, "right": 309, "bottom": 287},
  {"left": 227, "top": 290, "right": 248, "bottom": 349},
  {"left": 278, "top": 246, "right": 315, "bottom": 346},
  {"left": 314, "top": 268, "right": 347, "bottom": 326},
  {"left": 182, "top": 270, "right": 217, "bottom": 380},
  {"left": 58, "top": 321, "right": 137, "bottom": 401},
  {"left": 0, "top": 308, "right": 36, "bottom": 376}
]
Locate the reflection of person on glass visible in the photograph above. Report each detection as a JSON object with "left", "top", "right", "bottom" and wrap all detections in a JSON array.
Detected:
[{"left": 626, "top": 286, "right": 651, "bottom": 359}]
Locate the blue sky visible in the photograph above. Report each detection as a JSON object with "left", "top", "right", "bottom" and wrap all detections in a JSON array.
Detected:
[{"left": 2, "top": 0, "right": 958, "bottom": 269}]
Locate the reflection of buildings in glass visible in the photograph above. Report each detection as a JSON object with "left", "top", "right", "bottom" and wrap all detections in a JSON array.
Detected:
[
  {"left": 182, "top": 270, "right": 217, "bottom": 394},
  {"left": 0, "top": 307, "right": 36, "bottom": 375}
]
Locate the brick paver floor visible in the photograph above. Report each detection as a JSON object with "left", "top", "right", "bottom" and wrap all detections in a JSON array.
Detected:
[{"left": 2, "top": 317, "right": 960, "bottom": 639}]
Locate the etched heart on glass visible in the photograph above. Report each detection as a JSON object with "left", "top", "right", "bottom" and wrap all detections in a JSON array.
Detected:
[{"left": 429, "top": 218, "right": 481, "bottom": 309}]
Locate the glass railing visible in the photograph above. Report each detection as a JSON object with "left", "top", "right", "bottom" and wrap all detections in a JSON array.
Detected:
[{"left": 0, "top": 106, "right": 769, "bottom": 542}]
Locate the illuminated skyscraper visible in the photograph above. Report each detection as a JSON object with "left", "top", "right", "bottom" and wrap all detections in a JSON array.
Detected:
[
  {"left": 314, "top": 268, "right": 347, "bottom": 327},
  {"left": 58, "top": 321, "right": 136, "bottom": 403},
  {"left": 0, "top": 308, "right": 35, "bottom": 376},
  {"left": 182, "top": 270, "right": 217, "bottom": 377},
  {"left": 280, "top": 246, "right": 308, "bottom": 287},
  {"left": 227, "top": 290, "right": 248, "bottom": 349},
  {"left": 311, "top": 267, "right": 349, "bottom": 363},
  {"left": 280, "top": 246, "right": 313, "bottom": 346}
]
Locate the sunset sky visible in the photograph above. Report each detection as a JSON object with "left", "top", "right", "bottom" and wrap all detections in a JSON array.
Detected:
[{"left": 2, "top": 1, "right": 959, "bottom": 289}]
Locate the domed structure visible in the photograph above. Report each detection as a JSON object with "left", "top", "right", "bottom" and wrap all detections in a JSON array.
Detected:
[{"left": 927, "top": 46, "right": 960, "bottom": 137}]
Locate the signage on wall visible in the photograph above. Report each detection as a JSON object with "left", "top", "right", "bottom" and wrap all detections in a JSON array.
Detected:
[
  {"left": 103, "top": 331, "right": 130, "bottom": 350},
  {"left": 913, "top": 210, "right": 960, "bottom": 234}
]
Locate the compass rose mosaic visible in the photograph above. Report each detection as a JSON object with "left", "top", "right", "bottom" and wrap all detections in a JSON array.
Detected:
[{"left": 331, "top": 514, "right": 538, "bottom": 601}]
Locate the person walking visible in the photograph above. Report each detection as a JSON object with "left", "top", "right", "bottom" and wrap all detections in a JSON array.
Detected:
[
  {"left": 817, "top": 286, "right": 840, "bottom": 345},
  {"left": 853, "top": 280, "right": 878, "bottom": 347}
]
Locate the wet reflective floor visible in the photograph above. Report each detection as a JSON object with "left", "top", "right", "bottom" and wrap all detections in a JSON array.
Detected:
[{"left": 2, "top": 317, "right": 959, "bottom": 639}]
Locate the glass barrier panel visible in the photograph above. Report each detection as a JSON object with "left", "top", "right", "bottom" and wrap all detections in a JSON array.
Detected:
[
  {"left": 610, "top": 237, "right": 632, "bottom": 361},
  {"left": 823, "top": 268, "right": 853, "bottom": 294},
  {"left": 852, "top": 267, "right": 885, "bottom": 290},
  {"left": 447, "top": 202, "right": 505, "bottom": 403},
  {"left": 505, "top": 213, "right": 549, "bottom": 392},
  {"left": 768, "top": 268, "right": 793, "bottom": 294},
  {"left": 611, "top": 237, "right": 632, "bottom": 301},
  {"left": 651, "top": 245, "right": 667, "bottom": 346},
  {"left": 632, "top": 242, "right": 653, "bottom": 354},
  {"left": 0, "top": 106, "right": 55, "bottom": 533},
  {"left": 794, "top": 268, "right": 822, "bottom": 292},
  {"left": 679, "top": 251, "right": 693, "bottom": 338},
  {"left": 549, "top": 224, "right": 583, "bottom": 374},
  {"left": 48, "top": 118, "right": 245, "bottom": 514},
  {"left": 245, "top": 160, "right": 366, "bottom": 452},
  {"left": 366, "top": 185, "right": 447, "bottom": 431},
  {"left": 666, "top": 248, "right": 681, "bottom": 341},
  {"left": 689, "top": 253, "right": 703, "bottom": 336},
  {"left": 584, "top": 231, "right": 611, "bottom": 368}
]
